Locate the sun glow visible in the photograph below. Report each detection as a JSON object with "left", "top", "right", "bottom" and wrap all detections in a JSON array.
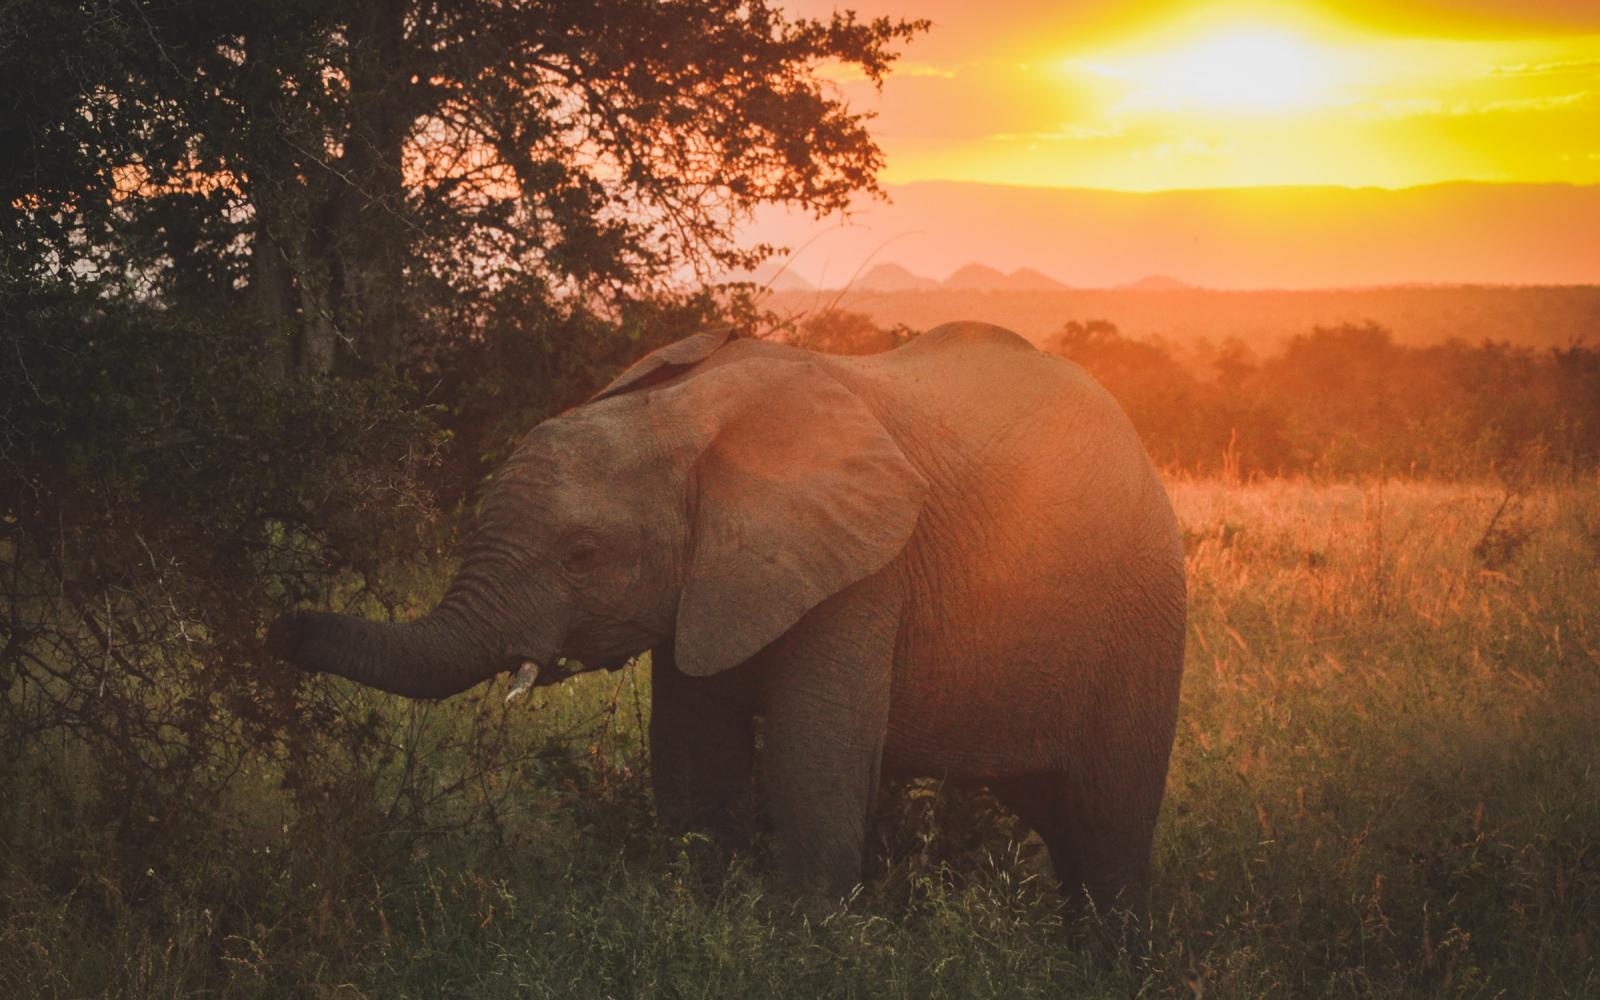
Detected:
[
  {"left": 780, "top": 0, "right": 1600, "bottom": 191},
  {"left": 1081, "top": 27, "right": 1341, "bottom": 115}
]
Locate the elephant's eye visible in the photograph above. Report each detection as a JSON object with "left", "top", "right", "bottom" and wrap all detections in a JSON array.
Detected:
[{"left": 562, "top": 539, "right": 600, "bottom": 574}]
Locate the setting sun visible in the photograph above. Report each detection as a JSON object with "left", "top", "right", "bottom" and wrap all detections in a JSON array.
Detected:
[
  {"left": 1080, "top": 27, "right": 1338, "bottom": 114},
  {"left": 782, "top": 0, "right": 1600, "bottom": 192}
]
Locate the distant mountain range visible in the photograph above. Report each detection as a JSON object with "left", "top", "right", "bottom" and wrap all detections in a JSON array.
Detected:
[
  {"left": 756, "top": 261, "right": 1193, "bottom": 294},
  {"left": 849, "top": 262, "right": 936, "bottom": 292},
  {"left": 740, "top": 181, "right": 1600, "bottom": 289},
  {"left": 853, "top": 262, "right": 1075, "bottom": 292}
]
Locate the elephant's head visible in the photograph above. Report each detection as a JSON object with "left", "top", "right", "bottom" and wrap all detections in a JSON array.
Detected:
[{"left": 266, "top": 332, "right": 927, "bottom": 698}]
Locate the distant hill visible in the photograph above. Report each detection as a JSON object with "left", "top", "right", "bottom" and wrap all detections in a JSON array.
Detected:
[
  {"left": 1007, "top": 267, "right": 1070, "bottom": 291},
  {"left": 943, "top": 262, "right": 1011, "bottom": 290},
  {"left": 764, "top": 270, "right": 814, "bottom": 293},
  {"left": 744, "top": 181, "right": 1600, "bottom": 289},
  {"left": 942, "top": 263, "right": 1072, "bottom": 291},
  {"left": 721, "top": 266, "right": 814, "bottom": 292},
  {"left": 854, "top": 262, "right": 939, "bottom": 292},
  {"left": 763, "top": 285, "right": 1600, "bottom": 354}
]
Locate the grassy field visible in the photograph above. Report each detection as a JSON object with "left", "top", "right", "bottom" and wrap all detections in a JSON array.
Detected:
[{"left": 4, "top": 476, "right": 1598, "bottom": 997}]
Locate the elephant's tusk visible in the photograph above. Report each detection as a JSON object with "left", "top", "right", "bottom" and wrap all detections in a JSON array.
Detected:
[{"left": 505, "top": 661, "right": 541, "bottom": 703}]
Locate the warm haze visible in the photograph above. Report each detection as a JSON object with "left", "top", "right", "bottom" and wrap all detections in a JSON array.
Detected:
[{"left": 748, "top": 0, "right": 1600, "bottom": 288}]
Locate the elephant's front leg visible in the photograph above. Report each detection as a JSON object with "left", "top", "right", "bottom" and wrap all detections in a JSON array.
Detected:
[
  {"left": 649, "top": 643, "right": 758, "bottom": 840},
  {"left": 760, "top": 577, "right": 898, "bottom": 897}
]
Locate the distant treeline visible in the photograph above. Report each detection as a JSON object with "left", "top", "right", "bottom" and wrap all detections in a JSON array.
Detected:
[
  {"left": 786, "top": 311, "right": 1600, "bottom": 478},
  {"left": 769, "top": 284, "right": 1600, "bottom": 354}
]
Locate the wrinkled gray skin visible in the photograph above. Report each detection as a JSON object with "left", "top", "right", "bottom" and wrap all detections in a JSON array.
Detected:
[{"left": 268, "top": 322, "right": 1185, "bottom": 916}]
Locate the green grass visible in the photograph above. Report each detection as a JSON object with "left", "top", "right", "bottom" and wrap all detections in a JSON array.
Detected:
[{"left": 4, "top": 476, "right": 1598, "bottom": 997}]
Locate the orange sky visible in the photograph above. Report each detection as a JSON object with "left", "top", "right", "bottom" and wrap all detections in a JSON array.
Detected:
[
  {"left": 786, "top": 0, "right": 1600, "bottom": 190},
  {"left": 737, "top": 1, "right": 1600, "bottom": 287}
]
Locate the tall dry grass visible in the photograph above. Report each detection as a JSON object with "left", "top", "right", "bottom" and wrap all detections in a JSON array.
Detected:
[{"left": 1160, "top": 475, "right": 1600, "bottom": 994}]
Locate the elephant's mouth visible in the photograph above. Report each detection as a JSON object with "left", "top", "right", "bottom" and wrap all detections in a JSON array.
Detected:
[{"left": 503, "top": 653, "right": 636, "bottom": 703}]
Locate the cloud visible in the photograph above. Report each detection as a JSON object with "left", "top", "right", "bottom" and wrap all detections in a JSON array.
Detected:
[
  {"left": 1477, "top": 90, "right": 1596, "bottom": 112},
  {"left": 1142, "top": 136, "right": 1233, "bottom": 160},
  {"left": 1489, "top": 57, "right": 1600, "bottom": 77},
  {"left": 1354, "top": 91, "right": 1596, "bottom": 119},
  {"left": 1356, "top": 97, "right": 1448, "bottom": 120},
  {"left": 988, "top": 122, "right": 1129, "bottom": 143}
]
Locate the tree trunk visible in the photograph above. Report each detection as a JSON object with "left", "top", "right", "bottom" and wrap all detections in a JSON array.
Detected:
[
  {"left": 241, "top": 26, "right": 342, "bottom": 379},
  {"left": 241, "top": 28, "right": 299, "bottom": 381},
  {"left": 241, "top": 6, "right": 410, "bottom": 381},
  {"left": 335, "top": 0, "right": 411, "bottom": 370},
  {"left": 250, "top": 215, "right": 294, "bottom": 382},
  {"left": 294, "top": 241, "right": 340, "bottom": 377}
]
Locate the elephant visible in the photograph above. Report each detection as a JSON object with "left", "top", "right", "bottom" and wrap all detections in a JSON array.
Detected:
[{"left": 267, "top": 321, "right": 1186, "bottom": 917}]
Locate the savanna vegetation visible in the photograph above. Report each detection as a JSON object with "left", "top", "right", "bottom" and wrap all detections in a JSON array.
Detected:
[
  {"left": 1041, "top": 318, "right": 1600, "bottom": 479},
  {"left": 3, "top": 2, "right": 1597, "bottom": 997},
  {"left": 5, "top": 476, "right": 1596, "bottom": 997}
]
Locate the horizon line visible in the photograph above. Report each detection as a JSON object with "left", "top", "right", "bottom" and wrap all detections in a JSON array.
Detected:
[
  {"left": 878, "top": 177, "right": 1600, "bottom": 196},
  {"left": 759, "top": 275, "right": 1600, "bottom": 294}
]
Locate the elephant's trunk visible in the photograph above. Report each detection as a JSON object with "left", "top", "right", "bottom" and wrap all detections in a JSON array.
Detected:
[{"left": 266, "top": 599, "right": 546, "bottom": 700}]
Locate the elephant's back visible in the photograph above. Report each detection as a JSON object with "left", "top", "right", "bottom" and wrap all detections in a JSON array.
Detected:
[
  {"left": 891, "top": 320, "right": 1039, "bottom": 357},
  {"left": 838, "top": 320, "right": 1145, "bottom": 484},
  {"left": 851, "top": 319, "right": 1118, "bottom": 409}
]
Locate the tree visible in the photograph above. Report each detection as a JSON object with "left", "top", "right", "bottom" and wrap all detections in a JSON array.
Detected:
[
  {"left": 4, "top": 0, "right": 926, "bottom": 376},
  {"left": 785, "top": 308, "right": 912, "bottom": 355}
]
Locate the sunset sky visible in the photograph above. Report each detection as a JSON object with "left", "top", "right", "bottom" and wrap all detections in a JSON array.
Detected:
[
  {"left": 742, "top": 1, "right": 1600, "bottom": 287},
  {"left": 789, "top": 0, "right": 1600, "bottom": 190}
]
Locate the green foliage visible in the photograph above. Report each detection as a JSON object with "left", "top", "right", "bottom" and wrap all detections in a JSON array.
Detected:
[{"left": 1, "top": 285, "right": 435, "bottom": 844}]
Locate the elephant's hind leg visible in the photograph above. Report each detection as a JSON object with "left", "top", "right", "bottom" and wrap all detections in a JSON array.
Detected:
[{"left": 993, "top": 771, "right": 1159, "bottom": 926}]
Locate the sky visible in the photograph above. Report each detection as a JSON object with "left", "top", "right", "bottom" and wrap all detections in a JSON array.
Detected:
[{"left": 786, "top": 0, "right": 1600, "bottom": 190}]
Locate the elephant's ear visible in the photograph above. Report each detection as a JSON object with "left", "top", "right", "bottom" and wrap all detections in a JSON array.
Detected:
[
  {"left": 673, "top": 360, "right": 927, "bottom": 677},
  {"left": 589, "top": 327, "right": 739, "bottom": 403}
]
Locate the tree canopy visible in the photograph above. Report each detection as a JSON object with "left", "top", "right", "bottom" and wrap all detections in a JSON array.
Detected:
[{"left": 4, "top": 0, "right": 923, "bottom": 375}]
